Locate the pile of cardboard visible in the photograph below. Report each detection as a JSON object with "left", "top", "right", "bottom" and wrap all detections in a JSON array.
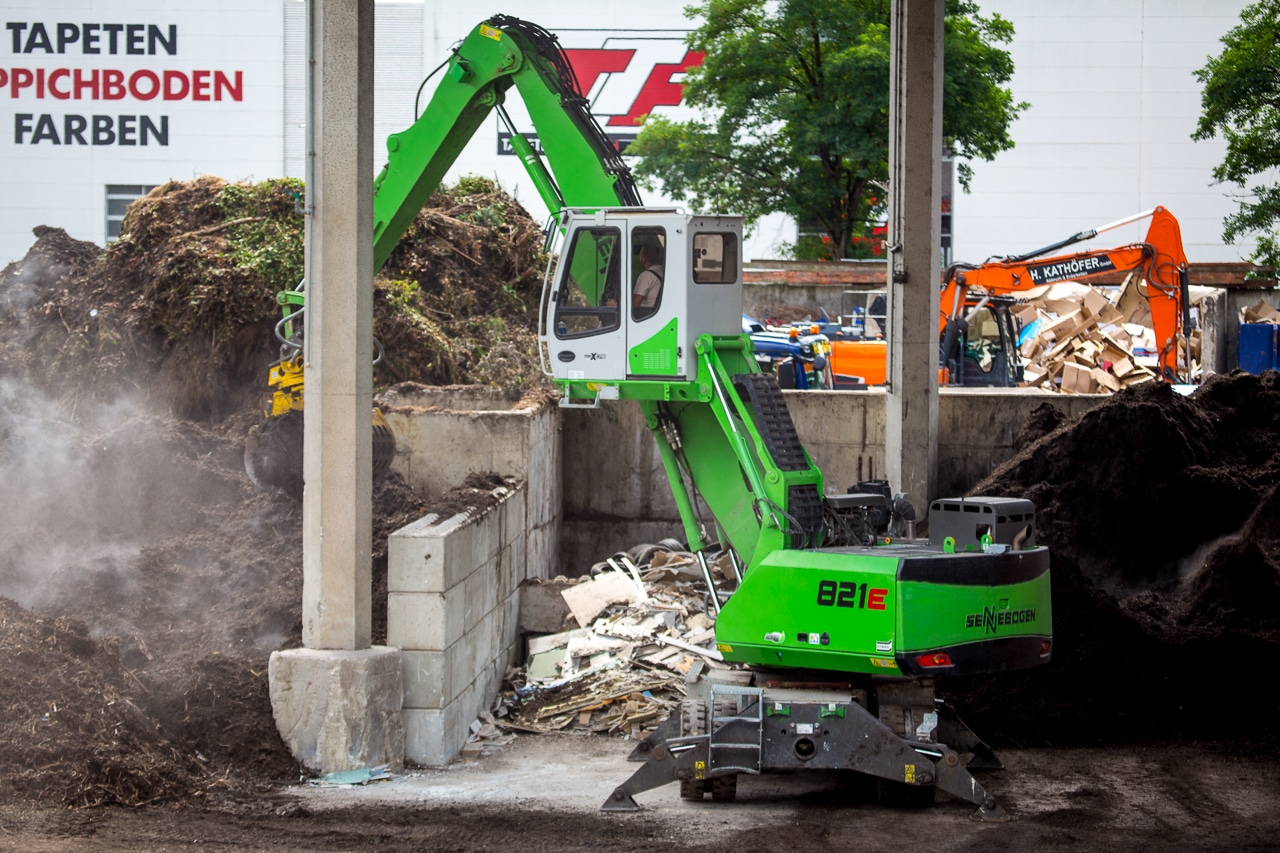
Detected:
[
  {"left": 1243, "top": 299, "right": 1280, "bottom": 325},
  {"left": 495, "top": 548, "right": 733, "bottom": 737},
  {"left": 1011, "top": 277, "right": 1188, "bottom": 393}
]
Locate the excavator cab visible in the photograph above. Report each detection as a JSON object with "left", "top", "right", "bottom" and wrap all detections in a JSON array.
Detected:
[
  {"left": 540, "top": 208, "right": 744, "bottom": 396},
  {"left": 946, "top": 296, "right": 1025, "bottom": 387}
]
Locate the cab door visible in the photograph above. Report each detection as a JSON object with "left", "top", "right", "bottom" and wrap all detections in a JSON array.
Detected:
[
  {"left": 546, "top": 215, "right": 628, "bottom": 382},
  {"left": 625, "top": 219, "right": 685, "bottom": 379}
]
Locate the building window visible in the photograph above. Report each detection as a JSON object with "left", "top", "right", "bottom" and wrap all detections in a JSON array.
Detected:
[{"left": 105, "top": 185, "right": 157, "bottom": 242}]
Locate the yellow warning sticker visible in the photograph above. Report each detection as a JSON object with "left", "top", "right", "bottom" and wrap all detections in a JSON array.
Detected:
[
  {"left": 904, "top": 764, "right": 916, "bottom": 783},
  {"left": 717, "top": 643, "right": 734, "bottom": 653},
  {"left": 695, "top": 760, "right": 706, "bottom": 780},
  {"left": 479, "top": 24, "right": 502, "bottom": 41}
]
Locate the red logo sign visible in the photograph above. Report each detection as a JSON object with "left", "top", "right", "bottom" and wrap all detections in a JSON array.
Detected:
[{"left": 563, "top": 47, "right": 704, "bottom": 128}]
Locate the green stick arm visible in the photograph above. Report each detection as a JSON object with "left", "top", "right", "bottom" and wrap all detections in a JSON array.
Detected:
[{"left": 372, "top": 17, "right": 642, "bottom": 272}]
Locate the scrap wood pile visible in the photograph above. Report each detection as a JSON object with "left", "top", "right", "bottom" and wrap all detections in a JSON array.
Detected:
[
  {"left": 495, "top": 545, "right": 734, "bottom": 738},
  {"left": 1011, "top": 277, "right": 1199, "bottom": 392}
]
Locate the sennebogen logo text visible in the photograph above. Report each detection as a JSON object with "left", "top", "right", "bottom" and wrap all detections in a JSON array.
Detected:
[{"left": 965, "top": 605, "right": 1036, "bottom": 634}]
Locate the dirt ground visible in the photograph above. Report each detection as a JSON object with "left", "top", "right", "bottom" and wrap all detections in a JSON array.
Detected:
[
  {"left": 3, "top": 180, "right": 1280, "bottom": 849},
  {"left": 1, "top": 734, "right": 1278, "bottom": 852}
]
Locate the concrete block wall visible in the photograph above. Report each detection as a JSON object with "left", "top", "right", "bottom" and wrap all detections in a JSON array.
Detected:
[
  {"left": 388, "top": 486, "right": 527, "bottom": 766},
  {"left": 379, "top": 383, "right": 560, "bottom": 582},
  {"left": 377, "top": 384, "right": 559, "bottom": 766}
]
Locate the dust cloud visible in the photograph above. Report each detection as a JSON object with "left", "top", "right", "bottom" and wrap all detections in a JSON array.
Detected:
[{"left": 0, "top": 373, "right": 298, "bottom": 653}]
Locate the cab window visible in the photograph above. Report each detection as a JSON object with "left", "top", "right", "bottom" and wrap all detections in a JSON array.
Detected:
[
  {"left": 693, "top": 232, "right": 738, "bottom": 284},
  {"left": 554, "top": 227, "right": 621, "bottom": 338},
  {"left": 631, "top": 226, "right": 666, "bottom": 321},
  {"left": 965, "top": 306, "right": 1003, "bottom": 374}
]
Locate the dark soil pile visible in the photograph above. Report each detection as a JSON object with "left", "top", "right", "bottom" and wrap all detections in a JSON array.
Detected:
[
  {"left": 0, "top": 399, "right": 438, "bottom": 806},
  {"left": 0, "top": 596, "right": 207, "bottom": 807},
  {"left": 0, "top": 176, "right": 547, "bottom": 806},
  {"left": 945, "top": 371, "right": 1280, "bottom": 746}
]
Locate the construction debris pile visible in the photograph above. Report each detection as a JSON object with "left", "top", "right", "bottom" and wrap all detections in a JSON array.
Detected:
[
  {"left": 1011, "top": 278, "right": 1193, "bottom": 392},
  {"left": 495, "top": 547, "right": 733, "bottom": 738}
]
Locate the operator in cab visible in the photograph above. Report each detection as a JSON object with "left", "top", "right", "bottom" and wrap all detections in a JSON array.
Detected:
[{"left": 632, "top": 242, "right": 664, "bottom": 320}]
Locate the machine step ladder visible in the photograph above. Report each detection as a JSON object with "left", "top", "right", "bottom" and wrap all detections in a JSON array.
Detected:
[{"left": 708, "top": 684, "right": 764, "bottom": 774}]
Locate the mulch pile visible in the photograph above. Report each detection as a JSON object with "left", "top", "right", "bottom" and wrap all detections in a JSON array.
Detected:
[
  {"left": 0, "top": 175, "right": 549, "bottom": 424},
  {"left": 945, "top": 371, "right": 1280, "bottom": 746},
  {"left": 0, "top": 176, "right": 548, "bottom": 806}
]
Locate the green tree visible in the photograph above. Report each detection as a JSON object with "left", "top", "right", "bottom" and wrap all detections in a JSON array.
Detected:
[
  {"left": 1193, "top": 0, "right": 1280, "bottom": 271},
  {"left": 626, "top": 0, "right": 1026, "bottom": 259}
]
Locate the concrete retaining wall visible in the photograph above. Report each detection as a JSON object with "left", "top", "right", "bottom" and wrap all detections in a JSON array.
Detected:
[
  {"left": 560, "top": 389, "right": 1105, "bottom": 574},
  {"left": 559, "top": 401, "right": 680, "bottom": 573},
  {"left": 379, "top": 384, "right": 560, "bottom": 588}
]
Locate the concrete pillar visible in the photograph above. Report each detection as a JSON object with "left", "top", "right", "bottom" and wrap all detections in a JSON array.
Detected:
[
  {"left": 270, "top": 0, "right": 403, "bottom": 774},
  {"left": 1198, "top": 289, "right": 1228, "bottom": 376},
  {"left": 302, "top": 0, "right": 375, "bottom": 651},
  {"left": 885, "top": 0, "right": 942, "bottom": 506}
]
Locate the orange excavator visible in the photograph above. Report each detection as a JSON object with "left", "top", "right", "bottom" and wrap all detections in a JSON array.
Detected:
[
  {"left": 939, "top": 205, "right": 1190, "bottom": 384},
  {"left": 825, "top": 206, "right": 1190, "bottom": 387}
]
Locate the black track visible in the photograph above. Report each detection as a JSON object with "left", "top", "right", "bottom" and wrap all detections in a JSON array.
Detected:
[{"left": 732, "top": 373, "right": 810, "bottom": 472}]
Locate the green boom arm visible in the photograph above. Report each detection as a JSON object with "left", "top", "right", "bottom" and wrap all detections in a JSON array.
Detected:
[
  {"left": 567, "top": 333, "right": 826, "bottom": 573},
  {"left": 372, "top": 16, "right": 642, "bottom": 272}
]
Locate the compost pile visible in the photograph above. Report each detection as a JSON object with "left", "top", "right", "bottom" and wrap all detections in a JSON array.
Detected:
[
  {"left": 0, "top": 174, "right": 550, "bottom": 422},
  {"left": 0, "top": 176, "right": 547, "bottom": 806},
  {"left": 947, "top": 371, "right": 1280, "bottom": 746}
]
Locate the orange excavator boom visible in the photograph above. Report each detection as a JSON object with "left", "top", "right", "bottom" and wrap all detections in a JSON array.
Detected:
[{"left": 940, "top": 206, "right": 1190, "bottom": 381}]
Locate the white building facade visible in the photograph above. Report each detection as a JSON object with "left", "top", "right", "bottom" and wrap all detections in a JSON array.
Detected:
[
  {"left": 0, "top": 0, "right": 1257, "bottom": 267},
  {"left": 952, "top": 0, "right": 1255, "bottom": 265}
]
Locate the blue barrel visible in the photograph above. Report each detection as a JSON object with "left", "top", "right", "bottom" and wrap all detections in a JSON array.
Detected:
[{"left": 1238, "top": 323, "right": 1280, "bottom": 374}]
